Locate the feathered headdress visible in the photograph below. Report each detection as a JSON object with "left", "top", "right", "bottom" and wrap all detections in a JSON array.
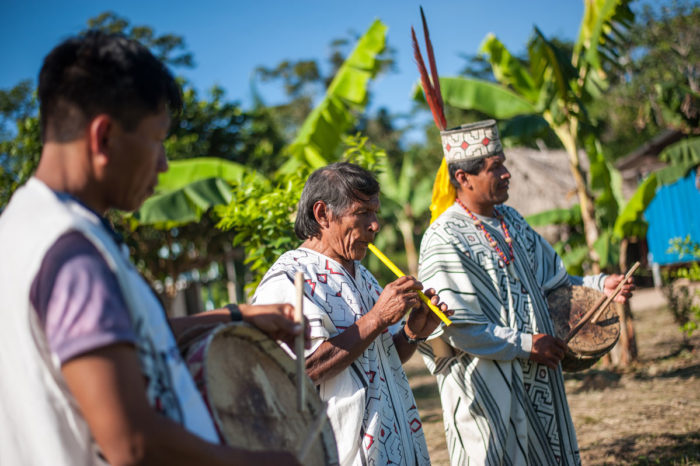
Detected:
[
  {"left": 413, "top": 8, "right": 503, "bottom": 222},
  {"left": 412, "top": 7, "right": 454, "bottom": 223}
]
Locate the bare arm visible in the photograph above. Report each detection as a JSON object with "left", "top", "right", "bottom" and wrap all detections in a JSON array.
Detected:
[
  {"left": 305, "top": 312, "right": 387, "bottom": 384},
  {"left": 62, "top": 344, "right": 300, "bottom": 466},
  {"left": 169, "top": 303, "right": 306, "bottom": 349},
  {"left": 392, "top": 289, "right": 451, "bottom": 363},
  {"left": 306, "top": 278, "right": 450, "bottom": 383}
]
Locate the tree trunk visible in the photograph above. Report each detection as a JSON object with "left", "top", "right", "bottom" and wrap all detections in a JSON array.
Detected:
[
  {"left": 615, "top": 238, "right": 638, "bottom": 365},
  {"left": 548, "top": 118, "right": 601, "bottom": 273}
]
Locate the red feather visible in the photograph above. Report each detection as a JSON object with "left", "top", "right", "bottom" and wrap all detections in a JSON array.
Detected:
[
  {"left": 420, "top": 6, "right": 445, "bottom": 126},
  {"left": 411, "top": 27, "right": 447, "bottom": 131}
]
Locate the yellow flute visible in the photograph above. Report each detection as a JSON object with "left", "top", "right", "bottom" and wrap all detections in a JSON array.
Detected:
[{"left": 367, "top": 243, "right": 452, "bottom": 326}]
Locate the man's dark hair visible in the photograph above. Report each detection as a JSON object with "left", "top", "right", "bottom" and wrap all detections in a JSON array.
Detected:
[
  {"left": 38, "top": 30, "right": 182, "bottom": 142},
  {"left": 448, "top": 158, "right": 486, "bottom": 189},
  {"left": 294, "top": 162, "right": 380, "bottom": 240}
]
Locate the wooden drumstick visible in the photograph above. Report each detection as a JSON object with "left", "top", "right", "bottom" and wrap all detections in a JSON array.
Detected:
[
  {"left": 590, "top": 261, "right": 639, "bottom": 324},
  {"left": 294, "top": 272, "right": 306, "bottom": 412},
  {"left": 297, "top": 402, "right": 327, "bottom": 463},
  {"left": 565, "top": 261, "right": 639, "bottom": 343}
]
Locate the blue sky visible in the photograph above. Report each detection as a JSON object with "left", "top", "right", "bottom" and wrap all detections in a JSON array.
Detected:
[{"left": 1, "top": 0, "right": 585, "bottom": 117}]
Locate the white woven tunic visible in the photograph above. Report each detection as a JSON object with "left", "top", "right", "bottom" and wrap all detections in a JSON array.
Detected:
[
  {"left": 418, "top": 203, "right": 581, "bottom": 466},
  {"left": 0, "top": 178, "right": 218, "bottom": 465},
  {"left": 254, "top": 248, "right": 431, "bottom": 466}
]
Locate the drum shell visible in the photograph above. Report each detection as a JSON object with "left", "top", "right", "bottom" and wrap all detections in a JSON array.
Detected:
[
  {"left": 547, "top": 285, "right": 620, "bottom": 372},
  {"left": 179, "top": 322, "right": 339, "bottom": 465}
]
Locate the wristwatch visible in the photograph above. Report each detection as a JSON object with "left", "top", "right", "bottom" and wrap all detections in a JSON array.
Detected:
[
  {"left": 399, "top": 326, "right": 427, "bottom": 344},
  {"left": 225, "top": 303, "right": 243, "bottom": 322}
]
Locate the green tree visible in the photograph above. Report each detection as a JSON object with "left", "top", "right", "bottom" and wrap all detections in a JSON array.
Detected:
[
  {"left": 0, "top": 12, "right": 290, "bottom": 308},
  {"left": 216, "top": 20, "right": 390, "bottom": 292},
  {"left": 88, "top": 11, "right": 194, "bottom": 68},
  {"left": 0, "top": 84, "right": 40, "bottom": 208},
  {"left": 592, "top": 0, "right": 700, "bottom": 156}
]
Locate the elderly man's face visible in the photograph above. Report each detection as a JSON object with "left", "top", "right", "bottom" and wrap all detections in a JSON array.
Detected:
[{"left": 326, "top": 194, "right": 381, "bottom": 263}]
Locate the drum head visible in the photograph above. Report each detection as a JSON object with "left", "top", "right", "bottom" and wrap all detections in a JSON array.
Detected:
[
  {"left": 547, "top": 285, "right": 620, "bottom": 371},
  {"left": 203, "top": 323, "right": 338, "bottom": 465}
]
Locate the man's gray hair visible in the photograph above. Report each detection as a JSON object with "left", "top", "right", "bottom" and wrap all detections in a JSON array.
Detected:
[{"left": 294, "top": 162, "right": 380, "bottom": 240}]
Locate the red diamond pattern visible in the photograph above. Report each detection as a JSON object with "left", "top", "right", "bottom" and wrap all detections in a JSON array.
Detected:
[
  {"left": 364, "top": 434, "right": 374, "bottom": 450},
  {"left": 482, "top": 137, "right": 490, "bottom": 145},
  {"left": 325, "top": 260, "right": 344, "bottom": 275},
  {"left": 445, "top": 143, "right": 451, "bottom": 152},
  {"left": 305, "top": 279, "right": 316, "bottom": 296},
  {"left": 461, "top": 141, "right": 469, "bottom": 150},
  {"left": 409, "top": 418, "right": 422, "bottom": 432}
]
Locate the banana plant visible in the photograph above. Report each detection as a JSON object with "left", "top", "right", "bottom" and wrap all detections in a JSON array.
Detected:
[
  {"left": 279, "top": 19, "right": 388, "bottom": 174},
  {"left": 526, "top": 137, "right": 700, "bottom": 273},
  {"left": 376, "top": 149, "right": 433, "bottom": 277},
  {"left": 129, "top": 157, "right": 268, "bottom": 228},
  {"left": 133, "top": 19, "right": 388, "bottom": 232},
  {"left": 217, "top": 20, "right": 389, "bottom": 289}
]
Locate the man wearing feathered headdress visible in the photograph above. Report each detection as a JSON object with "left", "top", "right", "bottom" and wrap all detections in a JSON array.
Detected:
[{"left": 411, "top": 10, "right": 633, "bottom": 466}]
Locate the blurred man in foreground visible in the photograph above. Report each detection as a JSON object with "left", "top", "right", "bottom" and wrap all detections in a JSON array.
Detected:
[{"left": 0, "top": 31, "right": 302, "bottom": 465}]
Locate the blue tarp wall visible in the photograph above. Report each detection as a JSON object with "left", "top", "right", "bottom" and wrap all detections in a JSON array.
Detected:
[{"left": 645, "top": 171, "right": 700, "bottom": 265}]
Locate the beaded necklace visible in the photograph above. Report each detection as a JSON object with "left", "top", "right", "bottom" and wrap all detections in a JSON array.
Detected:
[{"left": 455, "top": 198, "right": 515, "bottom": 266}]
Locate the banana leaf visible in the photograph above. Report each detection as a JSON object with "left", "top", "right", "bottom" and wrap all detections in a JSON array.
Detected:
[
  {"left": 479, "top": 34, "right": 539, "bottom": 103},
  {"left": 131, "top": 158, "right": 266, "bottom": 228},
  {"left": 500, "top": 115, "right": 549, "bottom": 142},
  {"left": 280, "top": 19, "right": 387, "bottom": 173},
  {"left": 377, "top": 152, "right": 432, "bottom": 218},
  {"left": 529, "top": 27, "right": 576, "bottom": 100},
  {"left": 575, "top": 0, "right": 634, "bottom": 71},
  {"left": 526, "top": 205, "right": 582, "bottom": 227},
  {"left": 593, "top": 228, "right": 617, "bottom": 269},
  {"left": 414, "top": 77, "right": 538, "bottom": 120},
  {"left": 560, "top": 243, "right": 589, "bottom": 275},
  {"left": 613, "top": 137, "right": 700, "bottom": 239},
  {"left": 155, "top": 157, "right": 265, "bottom": 192},
  {"left": 613, "top": 172, "right": 657, "bottom": 239},
  {"left": 132, "top": 177, "right": 233, "bottom": 228},
  {"left": 659, "top": 136, "right": 700, "bottom": 168}
]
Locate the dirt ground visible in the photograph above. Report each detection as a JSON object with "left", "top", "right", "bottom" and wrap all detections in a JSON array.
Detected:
[{"left": 405, "top": 288, "right": 700, "bottom": 465}]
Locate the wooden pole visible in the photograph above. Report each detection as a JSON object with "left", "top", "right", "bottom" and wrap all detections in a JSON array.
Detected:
[
  {"left": 297, "top": 403, "right": 327, "bottom": 463},
  {"left": 294, "top": 272, "right": 305, "bottom": 412}
]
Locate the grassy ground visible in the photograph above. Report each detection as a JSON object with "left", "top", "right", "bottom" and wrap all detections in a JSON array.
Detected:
[{"left": 405, "top": 288, "right": 700, "bottom": 465}]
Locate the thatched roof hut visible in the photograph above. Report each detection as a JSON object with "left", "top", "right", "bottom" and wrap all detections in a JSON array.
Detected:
[{"left": 502, "top": 147, "right": 584, "bottom": 242}]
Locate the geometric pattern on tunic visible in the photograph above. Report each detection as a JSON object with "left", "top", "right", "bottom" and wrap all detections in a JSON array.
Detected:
[
  {"left": 255, "top": 248, "right": 430, "bottom": 466},
  {"left": 418, "top": 203, "right": 581, "bottom": 466}
]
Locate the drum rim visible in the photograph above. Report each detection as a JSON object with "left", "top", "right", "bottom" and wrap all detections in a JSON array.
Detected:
[
  {"left": 548, "top": 285, "right": 621, "bottom": 369},
  {"left": 201, "top": 322, "right": 339, "bottom": 464}
]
